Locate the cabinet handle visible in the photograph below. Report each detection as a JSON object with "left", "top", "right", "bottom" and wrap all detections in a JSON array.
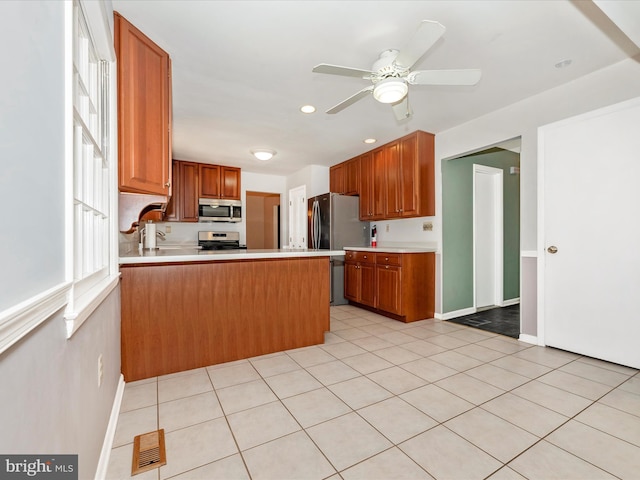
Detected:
[
  {"left": 385, "top": 265, "right": 389, "bottom": 269},
  {"left": 164, "top": 182, "right": 171, "bottom": 187},
  {"left": 385, "top": 257, "right": 389, "bottom": 261},
  {"left": 363, "top": 255, "right": 367, "bottom": 259}
]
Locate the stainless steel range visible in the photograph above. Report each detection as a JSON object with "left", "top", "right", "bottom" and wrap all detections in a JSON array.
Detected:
[{"left": 198, "top": 231, "right": 247, "bottom": 250}]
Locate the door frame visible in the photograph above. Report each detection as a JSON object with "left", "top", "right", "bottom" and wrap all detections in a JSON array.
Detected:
[{"left": 473, "top": 164, "right": 504, "bottom": 310}]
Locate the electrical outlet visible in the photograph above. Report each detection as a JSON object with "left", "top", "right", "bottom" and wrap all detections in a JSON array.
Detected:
[
  {"left": 423, "top": 222, "right": 433, "bottom": 232},
  {"left": 98, "top": 354, "right": 103, "bottom": 387},
  {"left": 385, "top": 224, "right": 389, "bottom": 233},
  {"left": 165, "top": 225, "right": 171, "bottom": 233}
]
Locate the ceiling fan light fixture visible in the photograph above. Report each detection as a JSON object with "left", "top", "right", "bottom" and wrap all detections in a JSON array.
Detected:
[
  {"left": 373, "top": 78, "right": 408, "bottom": 104},
  {"left": 251, "top": 149, "right": 276, "bottom": 161}
]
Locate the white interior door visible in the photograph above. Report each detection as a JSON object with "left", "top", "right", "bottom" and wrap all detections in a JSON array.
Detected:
[
  {"left": 288, "top": 185, "right": 306, "bottom": 248},
  {"left": 474, "top": 165, "right": 503, "bottom": 309},
  {"left": 540, "top": 97, "right": 640, "bottom": 368}
]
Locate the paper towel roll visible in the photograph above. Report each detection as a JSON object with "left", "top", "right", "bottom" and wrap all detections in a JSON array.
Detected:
[{"left": 144, "top": 222, "right": 157, "bottom": 249}]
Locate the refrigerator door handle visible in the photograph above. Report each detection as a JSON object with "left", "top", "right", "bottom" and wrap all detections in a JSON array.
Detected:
[
  {"left": 312, "top": 200, "right": 320, "bottom": 249},
  {"left": 316, "top": 200, "right": 321, "bottom": 249}
]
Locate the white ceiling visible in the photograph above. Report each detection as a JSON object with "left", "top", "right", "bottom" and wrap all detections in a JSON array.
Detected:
[{"left": 110, "top": 0, "right": 639, "bottom": 176}]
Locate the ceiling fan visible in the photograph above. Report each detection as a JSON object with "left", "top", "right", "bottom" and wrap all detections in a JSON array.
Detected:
[{"left": 312, "top": 20, "right": 481, "bottom": 121}]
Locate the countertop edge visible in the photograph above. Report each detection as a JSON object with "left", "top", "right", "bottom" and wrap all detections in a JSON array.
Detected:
[
  {"left": 119, "top": 249, "right": 345, "bottom": 265},
  {"left": 343, "top": 246, "right": 437, "bottom": 253}
]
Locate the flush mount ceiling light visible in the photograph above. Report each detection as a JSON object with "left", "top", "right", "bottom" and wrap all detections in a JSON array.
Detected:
[
  {"left": 372, "top": 78, "right": 409, "bottom": 104},
  {"left": 251, "top": 149, "right": 276, "bottom": 161},
  {"left": 363, "top": 138, "right": 377, "bottom": 144},
  {"left": 300, "top": 105, "right": 316, "bottom": 113}
]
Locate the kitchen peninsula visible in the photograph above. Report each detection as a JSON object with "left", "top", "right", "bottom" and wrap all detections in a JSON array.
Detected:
[{"left": 120, "top": 249, "right": 342, "bottom": 381}]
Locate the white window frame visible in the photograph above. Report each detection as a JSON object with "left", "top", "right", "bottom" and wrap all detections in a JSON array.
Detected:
[{"left": 64, "top": 0, "right": 119, "bottom": 337}]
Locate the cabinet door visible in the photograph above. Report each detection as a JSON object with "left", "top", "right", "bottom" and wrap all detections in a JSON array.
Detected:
[
  {"left": 400, "top": 133, "right": 419, "bottom": 217},
  {"left": 115, "top": 13, "right": 171, "bottom": 195},
  {"left": 221, "top": 166, "right": 241, "bottom": 199},
  {"left": 360, "top": 262, "right": 376, "bottom": 307},
  {"left": 359, "top": 153, "right": 373, "bottom": 219},
  {"left": 344, "top": 262, "right": 359, "bottom": 301},
  {"left": 372, "top": 148, "right": 386, "bottom": 219},
  {"left": 376, "top": 264, "right": 402, "bottom": 314},
  {"left": 385, "top": 142, "right": 402, "bottom": 218},
  {"left": 344, "top": 158, "right": 360, "bottom": 196},
  {"left": 179, "top": 161, "right": 199, "bottom": 221},
  {"left": 199, "top": 164, "right": 220, "bottom": 198},
  {"left": 163, "top": 160, "right": 180, "bottom": 221},
  {"left": 330, "top": 164, "right": 345, "bottom": 194}
]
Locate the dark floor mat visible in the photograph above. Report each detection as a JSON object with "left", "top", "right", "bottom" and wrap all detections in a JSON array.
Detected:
[{"left": 447, "top": 305, "right": 520, "bottom": 338}]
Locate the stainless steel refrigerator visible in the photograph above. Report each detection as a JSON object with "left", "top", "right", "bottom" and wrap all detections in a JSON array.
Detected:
[{"left": 308, "top": 193, "right": 369, "bottom": 305}]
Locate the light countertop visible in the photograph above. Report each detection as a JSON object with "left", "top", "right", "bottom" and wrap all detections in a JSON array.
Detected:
[
  {"left": 344, "top": 246, "right": 437, "bottom": 253},
  {"left": 119, "top": 248, "right": 345, "bottom": 265}
]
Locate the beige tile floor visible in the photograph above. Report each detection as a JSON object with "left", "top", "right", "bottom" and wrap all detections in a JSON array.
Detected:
[{"left": 107, "top": 305, "right": 640, "bottom": 479}]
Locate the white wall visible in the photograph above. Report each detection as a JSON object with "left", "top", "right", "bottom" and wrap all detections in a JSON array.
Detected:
[
  {"left": 0, "top": 2, "right": 121, "bottom": 478},
  {"left": 0, "top": 2, "right": 66, "bottom": 310},
  {"left": 432, "top": 57, "right": 640, "bottom": 332},
  {"left": 286, "top": 164, "right": 330, "bottom": 199}
]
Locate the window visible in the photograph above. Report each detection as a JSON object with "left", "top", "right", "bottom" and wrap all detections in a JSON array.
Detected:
[{"left": 64, "top": 0, "right": 118, "bottom": 336}]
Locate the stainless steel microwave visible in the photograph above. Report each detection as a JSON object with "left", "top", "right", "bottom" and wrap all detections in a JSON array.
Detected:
[{"left": 198, "top": 198, "right": 242, "bottom": 222}]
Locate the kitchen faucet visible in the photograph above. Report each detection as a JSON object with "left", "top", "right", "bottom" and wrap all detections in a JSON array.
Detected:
[{"left": 139, "top": 224, "right": 166, "bottom": 250}]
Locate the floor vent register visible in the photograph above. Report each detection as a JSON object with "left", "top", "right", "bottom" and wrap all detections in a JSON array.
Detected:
[{"left": 131, "top": 429, "right": 167, "bottom": 476}]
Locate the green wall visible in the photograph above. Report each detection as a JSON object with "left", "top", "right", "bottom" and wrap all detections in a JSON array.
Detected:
[{"left": 442, "top": 148, "right": 520, "bottom": 313}]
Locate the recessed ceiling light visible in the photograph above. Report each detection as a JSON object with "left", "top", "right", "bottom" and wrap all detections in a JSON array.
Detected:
[
  {"left": 300, "top": 105, "right": 316, "bottom": 114},
  {"left": 363, "top": 138, "right": 377, "bottom": 144},
  {"left": 251, "top": 149, "right": 276, "bottom": 161},
  {"left": 555, "top": 59, "right": 572, "bottom": 69}
]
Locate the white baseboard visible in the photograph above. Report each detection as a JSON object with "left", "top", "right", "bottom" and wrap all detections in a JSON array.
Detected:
[
  {"left": 501, "top": 297, "right": 520, "bottom": 307},
  {"left": 518, "top": 333, "right": 539, "bottom": 345},
  {"left": 95, "top": 374, "right": 125, "bottom": 480},
  {"left": 439, "top": 307, "right": 476, "bottom": 321}
]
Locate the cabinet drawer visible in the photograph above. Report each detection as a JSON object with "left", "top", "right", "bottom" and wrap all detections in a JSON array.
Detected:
[
  {"left": 345, "top": 250, "right": 358, "bottom": 262},
  {"left": 376, "top": 253, "right": 402, "bottom": 266},
  {"left": 354, "top": 251, "right": 375, "bottom": 263}
]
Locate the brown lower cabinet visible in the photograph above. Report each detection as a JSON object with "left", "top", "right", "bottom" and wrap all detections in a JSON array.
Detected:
[
  {"left": 344, "top": 250, "right": 435, "bottom": 322},
  {"left": 120, "top": 257, "right": 330, "bottom": 381}
]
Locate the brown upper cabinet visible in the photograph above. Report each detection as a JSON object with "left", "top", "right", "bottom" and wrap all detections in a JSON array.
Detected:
[
  {"left": 165, "top": 161, "right": 241, "bottom": 222},
  {"left": 329, "top": 164, "right": 344, "bottom": 194},
  {"left": 199, "top": 165, "right": 241, "bottom": 200},
  {"left": 165, "top": 160, "right": 199, "bottom": 222},
  {"left": 114, "top": 12, "right": 172, "bottom": 196},
  {"left": 330, "top": 158, "right": 360, "bottom": 195},
  {"left": 333, "top": 130, "right": 434, "bottom": 221}
]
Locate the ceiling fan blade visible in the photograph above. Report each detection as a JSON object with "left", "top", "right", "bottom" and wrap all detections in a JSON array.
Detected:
[
  {"left": 326, "top": 86, "right": 374, "bottom": 114},
  {"left": 312, "top": 63, "right": 374, "bottom": 78},
  {"left": 391, "top": 95, "right": 412, "bottom": 121},
  {"left": 394, "top": 20, "right": 446, "bottom": 69},
  {"left": 407, "top": 69, "right": 482, "bottom": 86}
]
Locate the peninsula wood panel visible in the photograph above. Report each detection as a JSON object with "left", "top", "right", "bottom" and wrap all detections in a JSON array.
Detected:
[{"left": 120, "top": 257, "right": 330, "bottom": 381}]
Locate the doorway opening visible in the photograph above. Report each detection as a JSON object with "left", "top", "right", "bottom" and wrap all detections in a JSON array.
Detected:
[
  {"left": 442, "top": 138, "right": 521, "bottom": 337},
  {"left": 246, "top": 191, "right": 281, "bottom": 249}
]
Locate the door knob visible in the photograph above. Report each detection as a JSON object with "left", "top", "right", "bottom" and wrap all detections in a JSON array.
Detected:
[{"left": 547, "top": 246, "right": 558, "bottom": 254}]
